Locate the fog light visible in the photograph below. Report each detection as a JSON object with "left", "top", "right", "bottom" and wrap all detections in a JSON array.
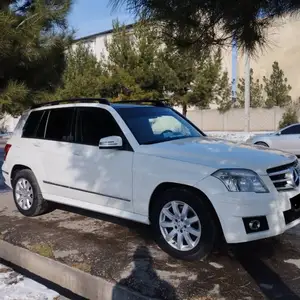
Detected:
[
  {"left": 248, "top": 220, "right": 261, "bottom": 231},
  {"left": 243, "top": 216, "right": 269, "bottom": 234}
]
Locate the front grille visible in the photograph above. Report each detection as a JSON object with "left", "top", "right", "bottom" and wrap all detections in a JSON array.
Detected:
[{"left": 267, "top": 160, "right": 300, "bottom": 191}]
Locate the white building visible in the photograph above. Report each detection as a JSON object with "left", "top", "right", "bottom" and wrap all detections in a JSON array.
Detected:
[{"left": 73, "top": 24, "right": 134, "bottom": 60}]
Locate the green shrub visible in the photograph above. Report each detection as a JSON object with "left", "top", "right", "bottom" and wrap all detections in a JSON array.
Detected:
[{"left": 279, "top": 106, "right": 298, "bottom": 129}]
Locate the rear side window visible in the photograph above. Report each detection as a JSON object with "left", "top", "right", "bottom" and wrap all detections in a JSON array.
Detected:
[
  {"left": 281, "top": 124, "right": 300, "bottom": 135},
  {"left": 45, "top": 108, "right": 75, "bottom": 142},
  {"left": 22, "top": 110, "right": 44, "bottom": 138}
]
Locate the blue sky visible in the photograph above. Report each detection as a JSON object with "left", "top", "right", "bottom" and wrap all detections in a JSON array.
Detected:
[{"left": 68, "top": 0, "right": 134, "bottom": 38}]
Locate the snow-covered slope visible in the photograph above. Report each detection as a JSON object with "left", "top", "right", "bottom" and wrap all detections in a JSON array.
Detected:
[
  {"left": 206, "top": 131, "right": 272, "bottom": 143},
  {"left": 0, "top": 264, "right": 60, "bottom": 300}
]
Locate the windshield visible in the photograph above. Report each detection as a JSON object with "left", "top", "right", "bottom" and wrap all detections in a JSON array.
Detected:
[{"left": 115, "top": 106, "right": 203, "bottom": 145}]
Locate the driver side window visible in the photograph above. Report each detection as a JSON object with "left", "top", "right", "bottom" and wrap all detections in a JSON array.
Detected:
[
  {"left": 281, "top": 124, "right": 300, "bottom": 135},
  {"left": 75, "top": 107, "right": 122, "bottom": 146}
]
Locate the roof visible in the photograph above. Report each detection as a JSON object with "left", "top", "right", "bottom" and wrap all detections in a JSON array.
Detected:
[
  {"left": 30, "top": 99, "right": 168, "bottom": 109},
  {"left": 111, "top": 103, "right": 160, "bottom": 109},
  {"left": 74, "top": 23, "right": 134, "bottom": 43}
]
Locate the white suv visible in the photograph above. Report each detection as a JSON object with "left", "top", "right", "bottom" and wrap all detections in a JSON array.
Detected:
[{"left": 2, "top": 99, "right": 300, "bottom": 260}]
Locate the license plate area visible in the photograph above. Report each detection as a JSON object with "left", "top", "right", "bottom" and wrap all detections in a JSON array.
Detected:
[
  {"left": 284, "top": 193, "right": 300, "bottom": 225},
  {"left": 290, "top": 193, "right": 300, "bottom": 212}
]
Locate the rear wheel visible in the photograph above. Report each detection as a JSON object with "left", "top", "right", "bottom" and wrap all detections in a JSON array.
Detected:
[
  {"left": 151, "top": 188, "right": 219, "bottom": 261},
  {"left": 12, "top": 169, "right": 49, "bottom": 217}
]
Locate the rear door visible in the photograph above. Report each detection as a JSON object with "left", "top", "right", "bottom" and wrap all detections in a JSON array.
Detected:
[
  {"left": 272, "top": 124, "right": 300, "bottom": 155},
  {"left": 38, "top": 107, "right": 79, "bottom": 200}
]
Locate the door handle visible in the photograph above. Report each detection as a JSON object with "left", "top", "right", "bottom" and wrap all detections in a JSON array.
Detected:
[{"left": 73, "top": 151, "right": 82, "bottom": 156}]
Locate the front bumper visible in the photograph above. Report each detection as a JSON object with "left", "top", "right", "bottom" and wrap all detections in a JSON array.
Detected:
[{"left": 195, "top": 175, "right": 300, "bottom": 244}]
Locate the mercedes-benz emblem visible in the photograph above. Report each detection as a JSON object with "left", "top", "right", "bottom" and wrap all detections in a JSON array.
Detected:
[{"left": 286, "top": 167, "right": 300, "bottom": 188}]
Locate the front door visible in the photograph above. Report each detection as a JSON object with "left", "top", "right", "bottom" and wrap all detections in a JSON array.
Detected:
[{"left": 70, "top": 106, "right": 133, "bottom": 212}]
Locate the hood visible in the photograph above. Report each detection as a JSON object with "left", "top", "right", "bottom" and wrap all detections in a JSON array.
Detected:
[{"left": 139, "top": 137, "right": 296, "bottom": 175}]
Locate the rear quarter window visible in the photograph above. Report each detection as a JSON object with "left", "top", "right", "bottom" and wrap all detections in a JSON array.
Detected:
[{"left": 22, "top": 110, "right": 44, "bottom": 138}]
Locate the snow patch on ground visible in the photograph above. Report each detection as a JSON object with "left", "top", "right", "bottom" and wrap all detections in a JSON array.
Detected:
[
  {"left": 284, "top": 259, "right": 300, "bottom": 269},
  {"left": 207, "top": 131, "right": 272, "bottom": 143},
  {"left": 0, "top": 264, "right": 59, "bottom": 300},
  {"left": 209, "top": 262, "right": 224, "bottom": 269}
]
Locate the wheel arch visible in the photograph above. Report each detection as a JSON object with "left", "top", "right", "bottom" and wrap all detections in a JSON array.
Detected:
[
  {"left": 11, "top": 164, "right": 32, "bottom": 184},
  {"left": 148, "top": 182, "right": 222, "bottom": 233},
  {"left": 254, "top": 141, "right": 269, "bottom": 147}
]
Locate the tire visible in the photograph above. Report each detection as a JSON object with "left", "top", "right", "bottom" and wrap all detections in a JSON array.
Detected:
[
  {"left": 150, "top": 188, "right": 219, "bottom": 261},
  {"left": 255, "top": 142, "right": 269, "bottom": 147},
  {"left": 12, "top": 169, "right": 49, "bottom": 217}
]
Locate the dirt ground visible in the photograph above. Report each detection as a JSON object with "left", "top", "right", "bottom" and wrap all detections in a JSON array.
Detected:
[{"left": 0, "top": 192, "right": 300, "bottom": 300}]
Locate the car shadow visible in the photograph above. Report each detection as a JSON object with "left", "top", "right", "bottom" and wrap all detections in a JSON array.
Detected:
[
  {"left": 53, "top": 203, "right": 154, "bottom": 242},
  {"left": 112, "top": 245, "right": 179, "bottom": 300}
]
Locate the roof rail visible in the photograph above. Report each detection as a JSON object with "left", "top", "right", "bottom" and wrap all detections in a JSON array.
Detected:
[
  {"left": 31, "top": 98, "right": 110, "bottom": 109},
  {"left": 113, "top": 99, "right": 168, "bottom": 107}
]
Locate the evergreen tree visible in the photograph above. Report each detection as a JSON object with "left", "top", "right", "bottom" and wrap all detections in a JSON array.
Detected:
[
  {"left": 263, "top": 61, "right": 292, "bottom": 108},
  {"left": 0, "top": 0, "right": 72, "bottom": 116},
  {"left": 215, "top": 71, "right": 233, "bottom": 113},
  {"left": 161, "top": 49, "right": 199, "bottom": 115},
  {"left": 53, "top": 44, "right": 106, "bottom": 99},
  {"left": 237, "top": 68, "right": 264, "bottom": 108},
  {"left": 279, "top": 105, "right": 299, "bottom": 129},
  {"left": 111, "top": 0, "right": 300, "bottom": 54},
  {"left": 105, "top": 21, "right": 166, "bottom": 100},
  {"left": 163, "top": 48, "right": 226, "bottom": 115}
]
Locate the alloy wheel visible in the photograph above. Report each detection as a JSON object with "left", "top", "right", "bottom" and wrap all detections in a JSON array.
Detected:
[
  {"left": 15, "top": 178, "right": 34, "bottom": 210},
  {"left": 159, "top": 200, "right": 201, "bottom": 251}
]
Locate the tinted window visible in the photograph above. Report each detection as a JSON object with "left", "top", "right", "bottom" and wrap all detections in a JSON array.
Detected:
[
  {"left": 116, "top": 106, "right": 202, "bottom": 145},
  {"left": 36, "top": 111, "right": 49, "bottom": 139},
  {"left": 281, "top": 124, "right": 300, "bottom": 135},
  {"left": 76, "top": 107, "right": 122, "bottom": 146},
  {"left": 22, "top": 110, "right": 43, "bottom": 138},
  {"left": 45, "top": 108, "right": 75, "bottom": 142}
]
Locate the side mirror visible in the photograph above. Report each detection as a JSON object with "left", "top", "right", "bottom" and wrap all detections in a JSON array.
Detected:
[
  {"left": 99, "top": 136, "right": 123, "bottom": 149},
  {"left": 276, "top": 131, "right": 281, "bottom": 136}
]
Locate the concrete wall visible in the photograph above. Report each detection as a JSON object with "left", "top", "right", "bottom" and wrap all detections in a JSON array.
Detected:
[
  {"left": 0, "top": 107, "right": 291, "bottom": 132},
  {"left": 187, "top": 107, "right": 286, "bottom": 132}
]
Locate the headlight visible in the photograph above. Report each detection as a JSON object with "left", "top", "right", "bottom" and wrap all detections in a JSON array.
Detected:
[{"left": 212, "top": 169, "right": 269, "bottom": 193}]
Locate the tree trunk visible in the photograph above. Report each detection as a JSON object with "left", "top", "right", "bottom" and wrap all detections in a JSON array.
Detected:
[{"left": 182, "top": 104, "right": 187, "bottom": 116}]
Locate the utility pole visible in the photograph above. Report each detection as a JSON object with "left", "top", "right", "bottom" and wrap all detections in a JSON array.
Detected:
[{"left": 244, "top": 50, "right": 250, "bottom": 132}]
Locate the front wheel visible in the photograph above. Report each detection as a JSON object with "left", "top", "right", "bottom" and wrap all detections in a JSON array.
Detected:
[{"left": 151, "top": 188, "right": 219, "bottom": 261}]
